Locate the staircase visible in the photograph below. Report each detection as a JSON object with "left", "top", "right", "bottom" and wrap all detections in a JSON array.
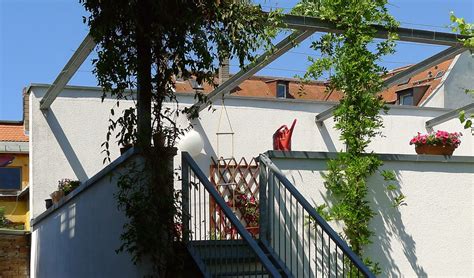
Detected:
[{"left": 181, "top": 152, "right": 374, "bottom": 278}]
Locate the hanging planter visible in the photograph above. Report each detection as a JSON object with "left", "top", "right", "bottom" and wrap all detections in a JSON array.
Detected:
[
  {"left": 410, "top": 131, "right": 462, "bottom": 156},
  {"left": 415, "top": 144, "right": 456, "bottom": 155}
]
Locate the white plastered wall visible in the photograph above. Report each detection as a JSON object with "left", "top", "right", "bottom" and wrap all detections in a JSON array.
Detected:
[
  {"left": 29, "top": 85, "right": 473, "bottom": 219},
  {"left": 422, "top": 51, "right": 474, "bottom": 109},
  {"left": 28, "top": 84, "right": 473, "bottom": 277},
  {"left": 272, "top": 157, "right": 474, "bottom": 277},
  {"left": 31, "top": 156, "right": 149, "bottom": 278}
]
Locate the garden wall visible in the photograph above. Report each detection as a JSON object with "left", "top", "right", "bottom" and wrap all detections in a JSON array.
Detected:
[
  {"left": 28, "top": 84, "right": 472, "bottom": 219},
  {"left": 30, "top": 151, "right": 149, "bottom": 278},
  {"left": 0, "top": 230, "right": 30, "bottom": 278},
  {"left": 270, "top": 151, "right": 474, "bottom": 277}
]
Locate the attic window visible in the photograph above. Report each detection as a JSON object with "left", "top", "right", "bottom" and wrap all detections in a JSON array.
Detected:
[
  {"left": 435, "top": 71, "right": 445, "bottom": 79},
  {"left": 399, "top": 91, "right": 413, "bottom": 106},
  {"left": 189, "top": 79, "right": 203, "bottom": 90},
  {"left": 277, "top": 83, "right": 287, "bottom": 98},
  {"left": 397, "top": 78, "right": 410, "bottom": 86}
]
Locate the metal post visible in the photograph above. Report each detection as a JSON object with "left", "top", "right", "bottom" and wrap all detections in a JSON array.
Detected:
[
  {"left": 258, "top": 156, "right": 268, "bottom": 243},
  {"left": 181, "top": 152, "right": 190, "bottom": 243}
]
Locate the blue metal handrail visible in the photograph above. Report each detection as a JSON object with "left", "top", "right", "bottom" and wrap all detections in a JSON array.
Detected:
[
  {"left": 259, "top": 153, "right": 375, "bottom": 277},
  {"left": 182, "top": 152, "right": 282, "bottom": 278}
]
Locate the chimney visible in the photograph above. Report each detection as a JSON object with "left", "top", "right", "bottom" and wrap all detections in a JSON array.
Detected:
[
  {"left": 22, "top": 87, "right": 30, "bottom": 133},
  {"left": 219, "top": 57, "right": 230, "bottom": 85}
]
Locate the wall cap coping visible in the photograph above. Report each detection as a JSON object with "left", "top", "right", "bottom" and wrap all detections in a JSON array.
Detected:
[
  {"left": 0, "top": 142, "right": 29, "bottom": 153},
  {"left": 27, "top": 83, "right": 452, "bottom": 113},
  {"left": 31, "top": 147, "right": 139, "bottom": 227},
  {"left": 265, "top": 150, "right": 474, "bottom": 163},
  {"left": 0, "top": 228, "right": 30, "bottom": 235}
]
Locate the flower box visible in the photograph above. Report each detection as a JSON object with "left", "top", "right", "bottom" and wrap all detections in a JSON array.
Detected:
[
  {"left": 410, "top": 130, "right": 461, "bottom": 156},
  {"left": 415, "top": 144, "right": 456, "bottom": 155}
]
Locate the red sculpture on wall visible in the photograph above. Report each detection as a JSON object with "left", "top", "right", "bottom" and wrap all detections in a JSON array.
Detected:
[{"left": 273, "top": 119, "right": 297, "bottom": 151}]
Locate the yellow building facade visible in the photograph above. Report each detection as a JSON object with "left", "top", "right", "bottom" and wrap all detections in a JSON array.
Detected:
[{"left": 0, "top": 122, "right": 30, "bottom": 230}]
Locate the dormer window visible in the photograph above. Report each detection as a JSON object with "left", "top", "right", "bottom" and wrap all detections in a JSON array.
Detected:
[
  {"left": 189, "top": 79, "right": 203, "bottom": 90},
  {"left": 399, "top": 91, "right": 414, "bottom": 105},
  {"left": 277, "top": 83, "right": 287, "bottom": 98}
]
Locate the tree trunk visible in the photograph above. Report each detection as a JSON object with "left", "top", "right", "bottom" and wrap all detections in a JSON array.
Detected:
[{"left": 136, "top": 0, "right": 152, "bottom": 149}]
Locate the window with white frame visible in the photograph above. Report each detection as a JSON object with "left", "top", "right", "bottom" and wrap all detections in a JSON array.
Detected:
[
  {"left": 276, "top": 83, "right": 287, "bottom": 98},
  {"left": 399, "top": 92, "right": 414, "bottom": 105}
]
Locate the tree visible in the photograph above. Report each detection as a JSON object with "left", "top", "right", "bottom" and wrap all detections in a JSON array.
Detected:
[
  {"left": 294, "top": 0, "right": 399, "bottom": 273},
  {"left": 80, "top": 0, "right": 276, "bottom": 276},
  {"left": 450, "top": 13, "right": 474, "bottom": 129}
]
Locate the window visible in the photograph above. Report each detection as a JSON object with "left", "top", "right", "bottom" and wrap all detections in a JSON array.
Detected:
[
  {"left": 400, "top": 92, "right": 414, "bottom": 105},
  {"left": 277, "top": 83, "right": 287, "bottom": 98},
  {"left": 435, "top": 71, "right": 445, "bottom": 79},
  {"left": 397, "top": 77, "right": 410, "bottom": 86},
  {"left": 0, "top": 167, "right": 22, "bottom": 190}
]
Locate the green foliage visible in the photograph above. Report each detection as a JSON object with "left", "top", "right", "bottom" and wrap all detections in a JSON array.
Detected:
[
  {"left": 0, "top": 207, "right": 9, "bottom": 228},
  {"left": 295, "top": 0, "right": 400, "bottom": 272},
  {"left": 80, "top": 1, "right": 277, "bottom": 276},
  {"left": 451, "top": 13, "right": 474, "bottom": 130},
  {"left": 450, "top": 13, "right": 474, "bottom": 49},
  {"left": 57, "top": 178, "right": 81, "bottom": 195}
]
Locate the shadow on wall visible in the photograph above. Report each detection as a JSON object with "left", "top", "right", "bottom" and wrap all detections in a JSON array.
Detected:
[
  {"left": 368, "top": 170, "right": 427, "bottom": 278},
  {"left": 33, "top": 203, "right": 79, "bottom": 277},
  {"left": 317, "top": 124, "right": 337, "bottom": 152},
  {"left": 32, "top": 173, "right": 148, "bottom": 277},
  {"left": 42, "top": 109, "right": 89, "bottom": 181}
]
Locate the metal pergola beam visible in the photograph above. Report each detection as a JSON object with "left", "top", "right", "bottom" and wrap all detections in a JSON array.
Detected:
[
  {"left": 41, "top": 13, "right": 471, "bottom": 111},
  {"left": 426, "top": 103, "right": 474, "bottom": 129},
  {"left": 315, "top": 45, "right": 467, "bottom": 125},
  {"left": 383, "top": 45, "right": 466, "bottom": 89},
  {"left": 40, "top": 34, "right": 96, "bottom": 110},
  {"left": 315, "top": 105, "right": 337, "bottom": 125},
  {"left": 282, "top": 14, "right": 468, "bottom": 46},
  {"left": 192, "top": 30, "right": 314, "bottom": 113}
]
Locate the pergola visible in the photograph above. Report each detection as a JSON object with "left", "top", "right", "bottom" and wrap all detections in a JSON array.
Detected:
[{"left": 39, "top": 13, "right": 473, "bottom": 128}]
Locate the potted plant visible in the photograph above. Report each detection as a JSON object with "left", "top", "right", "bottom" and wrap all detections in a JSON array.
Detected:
[
  {"left": 410, "top": 130, "right": 462, "bottom": 155},
  {"left": 50, "top": 178, "right": 81, "bottom": 204},
  {"left": 58, "top": 178, "right": 81, "bottom": 196},
  {"left": 50, "top": 190, "right": 64, "bottom": 204},
  {"left": 232, "top": 189, "right": 259, "bottom": 238},
  {"left": 45, "top": 199, "right": 53, "bottom": 209}
]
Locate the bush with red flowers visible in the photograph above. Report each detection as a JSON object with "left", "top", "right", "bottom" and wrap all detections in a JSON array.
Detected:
[
  {"left": 231, "top": 190, "right": 259, "bottom": 228},
  {"left": 409, "top": 130, "right": 462, "bottom": 148}
]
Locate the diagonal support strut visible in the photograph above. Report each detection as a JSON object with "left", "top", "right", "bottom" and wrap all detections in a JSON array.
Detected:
[
  {"left": 40, "top": 34, "right": 96, "bottom": 110},
  {"left": 315, "top": 46, "right": 467, "bottom": 125},
  {"left": 191, "top": 30, "right": 314, "bottom": 114}
]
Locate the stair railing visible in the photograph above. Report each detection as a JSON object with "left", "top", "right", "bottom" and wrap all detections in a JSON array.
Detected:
[
  {"left": 259, "top": 154, "right": 375, "bottom": 278},
  {"left": 182, "top": 152, "right": 281, "bottom": 278}
]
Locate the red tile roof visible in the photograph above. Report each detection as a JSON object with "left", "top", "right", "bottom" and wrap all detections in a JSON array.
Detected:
[
  {"left": 0, "top": 123, "right": 28, "bottom": 142},
  {"left": 176, "top": 57, "right": 455, "bottom": 106}
]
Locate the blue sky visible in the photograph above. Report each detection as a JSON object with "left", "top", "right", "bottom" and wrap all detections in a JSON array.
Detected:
[{"left": 0, "top": 0, "right": 472, "bottom": 120}]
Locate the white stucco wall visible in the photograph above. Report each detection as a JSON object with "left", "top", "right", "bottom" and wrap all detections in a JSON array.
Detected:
[
  {"left": 272, "top": 155, "right": 474, "bottom": 277},
  {"left": 29, "top": 84, "right": 473, "bottom": 219},
  {"left": 28, "top": 84, "right": 474, "bottom": 277},
  {"left": 30, "top": 155, "right": 149, "bottom": 278},
  {"left": 29, "top": 86, "right": 134, "bottom": 218},
  {"left": 423, "top": 51, "right": 474, "bottom": 109}
]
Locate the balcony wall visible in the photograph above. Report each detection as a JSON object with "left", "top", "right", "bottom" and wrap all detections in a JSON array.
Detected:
[
  {"left": 269, "top": 151, "right": 474, "bottom": 277},
  {"left": 30, "top": 150, "right": 149, "bottom": 277},
  {"left": 28, "top": 84, "right": 472, "bottom": 218}
]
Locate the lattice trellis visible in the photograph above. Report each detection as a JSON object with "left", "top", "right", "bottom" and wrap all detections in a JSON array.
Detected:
[{"left": 209, "top": 157, "right": 260, "bottom": 237}]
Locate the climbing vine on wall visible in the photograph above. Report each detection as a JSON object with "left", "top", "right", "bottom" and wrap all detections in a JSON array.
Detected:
[
  {"left": 450, "top": 13, "right": 474, "bottom": 129},
  {"left": 294, "top": 0, "right": 401, "bottom": 273}
]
